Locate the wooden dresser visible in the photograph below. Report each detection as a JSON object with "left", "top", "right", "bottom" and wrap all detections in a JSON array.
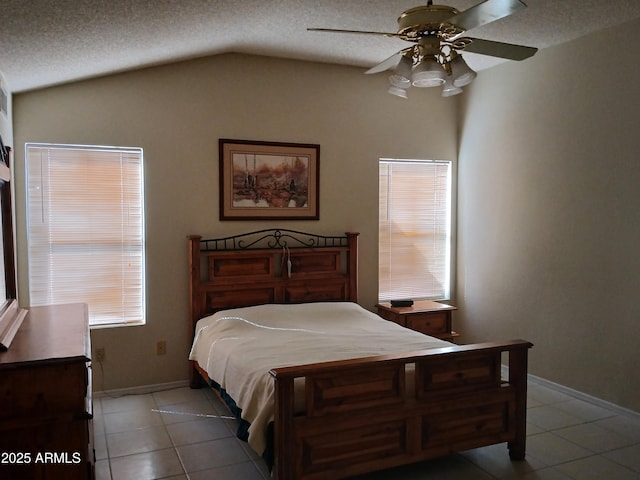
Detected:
[
  {"left": 376, "top": 300, "right": 459, "bottom": 342},
  {"left": 0, "top": 303, "right": 94, "bottom": 480}
]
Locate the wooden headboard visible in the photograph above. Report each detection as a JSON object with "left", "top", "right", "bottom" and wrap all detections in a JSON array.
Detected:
[{"left": 188, "top": 229, "right": 359, "bottom": 327}]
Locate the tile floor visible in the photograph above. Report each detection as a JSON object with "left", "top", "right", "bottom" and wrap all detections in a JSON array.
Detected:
[{"left": 94, "top": 381, "right": 640, "bottom": 480}]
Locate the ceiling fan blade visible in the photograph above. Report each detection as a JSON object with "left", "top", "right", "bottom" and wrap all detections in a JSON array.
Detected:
[
  {"left": 364, "top": 51, "right": 405, "bottom": 74},
  {"left": 307, "top": 28, "right": 399, "bottom": 38},
  {"left": 447, "top": 0, "right": 527, "bottom": 32},
  {"left": 460, "top": 37, "right": 537, "bottom": 61}
]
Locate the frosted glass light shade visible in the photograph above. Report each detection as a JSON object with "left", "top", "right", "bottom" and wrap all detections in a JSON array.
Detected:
[
  {"left": 441, "top": 78, "right": 463, "bottom": 97},
  {"left": 412, "top": 57, "right": 446, "bottom": 87},
  {"left": 450, "top": 55, "right": 477, "bottom": 87},
  {"left": 388, "top": 85, "right": 408, "bottom": 98},
  {"left": 389, "top": 55, "right": 413, "bottom": 89}
]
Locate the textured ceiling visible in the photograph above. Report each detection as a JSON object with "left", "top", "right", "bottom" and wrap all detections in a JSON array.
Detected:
[{"left": 2, "top": 0, "right": 640, "bottom": 93}]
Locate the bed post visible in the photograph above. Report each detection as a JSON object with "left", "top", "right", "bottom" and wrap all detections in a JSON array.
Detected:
[
  {"left": 346, "top": 232, "right": 359, "bottom": 302},
  {"left": 270, "top": 370, "right": 296, "bottom": 480},
  {"left": 508, "top": 341, "right": 533, "bottom": 460},
  {"left": 188, "top": 235, "right": 203, "bottom": 388}
]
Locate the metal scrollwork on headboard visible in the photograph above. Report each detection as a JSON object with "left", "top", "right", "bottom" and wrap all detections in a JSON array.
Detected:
[{"left": 200, "top": 229, "right": 349, "bottom": 251}]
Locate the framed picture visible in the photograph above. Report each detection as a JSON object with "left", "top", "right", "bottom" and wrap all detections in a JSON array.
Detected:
[{"left": 219, "top": 139, "right": 320, "bottom": 220}]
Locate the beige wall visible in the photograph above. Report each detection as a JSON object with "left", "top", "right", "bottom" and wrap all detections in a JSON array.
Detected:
[
  {"left": 457, "top": 19, "right": 640, "bottom": 412},
  {"left": 13, "top": 54, "right": 457, "bottom": 390}
]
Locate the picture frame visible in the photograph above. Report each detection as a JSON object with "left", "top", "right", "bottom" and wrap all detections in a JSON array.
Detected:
[{"left": 219, "top": 139, "right": 320, "bottom": 220}]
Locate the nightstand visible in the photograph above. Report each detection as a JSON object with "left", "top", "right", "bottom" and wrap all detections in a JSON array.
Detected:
[{"left": 376, "top": 300, "right": 459, "bottom": 342}]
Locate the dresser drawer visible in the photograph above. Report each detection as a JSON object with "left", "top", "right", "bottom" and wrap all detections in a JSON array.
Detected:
[
  {"left": 0, "top": 418, "right": 92, "bottom": 480},
  {"left": 0, "top": 362, "right": 88, "bottom": 420},
  {"left": 406, "top": 312, "right": 448, "bottom": 335}
]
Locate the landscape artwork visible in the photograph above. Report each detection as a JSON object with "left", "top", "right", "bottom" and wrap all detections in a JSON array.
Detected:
[{"left": 219, "top": 139, "right": 319, "bottom": 220}]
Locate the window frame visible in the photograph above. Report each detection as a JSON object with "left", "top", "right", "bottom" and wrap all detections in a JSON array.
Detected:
[
  {"left": 25, "top": 143, "right": 146, "bottom": 329},
  {"left": 378, "top": 158, "right": 452, "bottom": 302}
]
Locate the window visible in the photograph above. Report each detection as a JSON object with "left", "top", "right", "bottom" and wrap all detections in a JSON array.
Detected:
[
  {"left": 378, "top": 159, "right": 451, "bottom": 301},
  {"left": 26, "top": 143, "right": 145, "bottom": 327}
]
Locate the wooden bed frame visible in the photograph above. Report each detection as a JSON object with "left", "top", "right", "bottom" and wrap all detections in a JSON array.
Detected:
[{"left": 188, "top": 229, "right": 533, "bottom": 480}]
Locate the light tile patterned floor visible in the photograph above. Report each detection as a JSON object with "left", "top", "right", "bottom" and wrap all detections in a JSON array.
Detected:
[{"left": 94, "top": 382, "right": 640, "bottom": 479}]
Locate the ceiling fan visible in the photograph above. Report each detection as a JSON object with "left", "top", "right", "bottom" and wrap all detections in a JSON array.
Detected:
[{"left": 308, "top": 0, "right": 538, "bottom": 97}]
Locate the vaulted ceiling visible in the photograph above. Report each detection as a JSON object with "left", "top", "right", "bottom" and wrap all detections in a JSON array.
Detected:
[{"left": 2, "top": 0, "right": 640, "bottom": 93}]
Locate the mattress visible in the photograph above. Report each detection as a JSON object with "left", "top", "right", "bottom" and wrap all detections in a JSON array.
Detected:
[{"left": 188, "top": 301, "right": 451, "bottom": 454}]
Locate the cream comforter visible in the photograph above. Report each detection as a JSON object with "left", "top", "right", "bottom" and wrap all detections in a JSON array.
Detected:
[{"left": 188, "top": 301, "right": 450, "bottom": 454}]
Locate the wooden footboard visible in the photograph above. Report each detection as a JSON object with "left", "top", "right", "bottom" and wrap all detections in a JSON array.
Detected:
[{"left": 270, "top": 339, "right": 532, "bottom": 480}]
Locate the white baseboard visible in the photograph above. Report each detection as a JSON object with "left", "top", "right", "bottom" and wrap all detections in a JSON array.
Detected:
[
  {"left": 501, "top": 365, "right": 640, "bottom": 420},
  {"left": 94, "top": 379, "right": 190, "bottom": 398}
]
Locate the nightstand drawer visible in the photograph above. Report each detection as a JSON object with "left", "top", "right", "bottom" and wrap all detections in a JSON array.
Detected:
[
  {"left": 376, "top": 308, "right": 404, "bottom": 326},
  {"left": 407, "top": 312, "right": 448, "bottom": 335}
]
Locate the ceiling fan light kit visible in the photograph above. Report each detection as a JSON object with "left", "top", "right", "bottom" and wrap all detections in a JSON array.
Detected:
[{"left": 309, "top": 0, "right": 538, "bottom": 98}]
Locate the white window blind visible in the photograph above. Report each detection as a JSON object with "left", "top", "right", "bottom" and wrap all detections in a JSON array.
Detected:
[
  {"left": 379, "top": 159, "right": 451, "bottom": 301},
  {"left": 26, "top": 144, "right": 145, "bottom": 327}
]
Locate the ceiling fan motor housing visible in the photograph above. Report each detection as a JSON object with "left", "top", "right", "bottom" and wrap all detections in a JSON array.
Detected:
[{"left": 397, "top": 5, "right": 461, "bottom": 39}]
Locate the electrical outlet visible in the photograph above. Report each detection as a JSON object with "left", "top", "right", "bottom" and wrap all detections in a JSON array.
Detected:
[
  {"left": 96, "top": 347, "right": 106, "bottom": 362},
  {"left": 156, "top": 340, "right": 167, "bottom": 355}
]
